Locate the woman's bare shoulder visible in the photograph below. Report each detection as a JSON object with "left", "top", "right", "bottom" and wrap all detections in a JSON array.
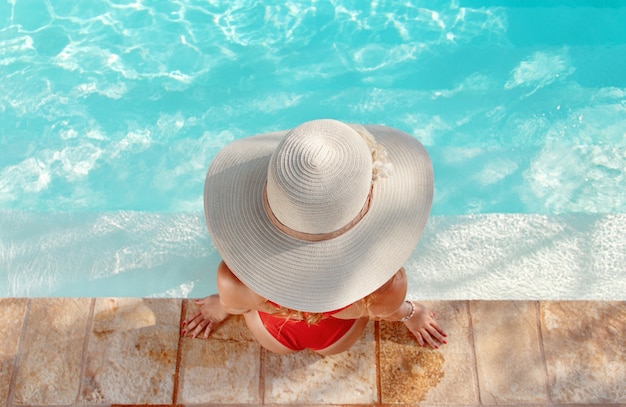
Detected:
[
  {"left": 217, "top": 262, "right": 266, "bottom": 310},
  {"left": 332, "top": 268, "right": 408, "bottom": 320},
  {"left": 366, "top": 268, "right": 408, "bottom": 317}
]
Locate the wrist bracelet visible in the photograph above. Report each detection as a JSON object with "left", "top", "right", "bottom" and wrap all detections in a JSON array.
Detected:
[{"left": 399, "top": 300, "right": 415, "bottom": 322}]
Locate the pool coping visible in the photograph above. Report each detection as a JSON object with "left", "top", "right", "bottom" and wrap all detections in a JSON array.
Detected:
[{"left": 1, "top": 298, "right": 624, "bottom": 406}]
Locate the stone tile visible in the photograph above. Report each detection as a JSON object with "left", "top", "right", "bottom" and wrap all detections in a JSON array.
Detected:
[
  {"left": 541, "top": 301, "right": 625, "bottom": 403},
  {"left": 80, "top": 298, "right": 180, "bottom": 404},
  {"left": 178, "top": 313, "right": 261, "bottom": 404},
  {"left": 263, "top": 321, "right": 376, "bottom": 404},
  {"left": 380, "top": 301, "right": 479, "bottom": 405},
  {"left": 471, "top": 301, "right": 548, "bottom": 405},
  {"left": 13, "top": 298, "right": 91, "bottom": 405},
  {"left": 0, "top": 299, "right": 28, "bottom": 405}
]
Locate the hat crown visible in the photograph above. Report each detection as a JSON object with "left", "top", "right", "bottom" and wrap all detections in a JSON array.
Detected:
[{"left": 266, "top": 120, "right": 373, "bottom": 235}]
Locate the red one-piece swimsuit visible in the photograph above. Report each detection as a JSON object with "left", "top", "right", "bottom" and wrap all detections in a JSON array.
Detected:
[{"left": 257, "top": 302, "right": 358, "bottom": 351}]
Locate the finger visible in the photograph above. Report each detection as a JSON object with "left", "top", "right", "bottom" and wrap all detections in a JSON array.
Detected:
[
  {"left": 184, "top": 310, "right": 201, "bottom": 324},
  {"left": 430, "top": 320, "right": 448, "bottom": 338},
  {"left": 195, "top": 297, "right": 213, "bottom": 307},
  {"left": 182, "top": 317, "right": 200, "bottom": 337},
  {"left": 436, "top": 326, "right": 448, "bottom": 339},
  {"left": 411, "top": 330, "right": 425, "bottom": 346},
  {"left": 191, "top": 319, "right": 211, "bottom": 339},
  {"left": 183, "top": 312, "right": 202, "bottom": 331},
  {"left": 202, "top": 323, "right": 213, "bottom": 340},
  {"left": 192, "top": 319, "right": 212, "bottom": 339},
  {"left": 420, "top": 329, "right": 439, "bottom": 349},
  {"left": 426, "top": 321, "right": 448, "bottom": 338},
  {"left": 426, "top": 325, "right": 447, "bottom": 344}
]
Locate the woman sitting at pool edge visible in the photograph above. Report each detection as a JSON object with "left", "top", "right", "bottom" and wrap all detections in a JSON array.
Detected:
[{"left": 182, "top": 119, "right": 447, "bottom": 355}]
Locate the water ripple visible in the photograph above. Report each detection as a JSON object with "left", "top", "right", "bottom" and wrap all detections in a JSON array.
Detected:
[{"left": 1, "top": 1, "right": 625, "bottom": 214}]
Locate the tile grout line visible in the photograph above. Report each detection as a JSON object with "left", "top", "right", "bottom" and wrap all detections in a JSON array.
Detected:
[
  {"left": 466, "top": 300, "right": 482, "bottom": 407},
  {"left": 375, "top": 320, "right": 382, "bottom": 406},
  {"left": 75, "top": 298, "right": 96, "bottom": 404},
  {"left": 259, "top": 346, "right": 266, "bottom": 404},
  {"left": 172, "top": 299, "right": 188, "bottom": 406},
  {"left": 535, "top": 301, "right": 554, "bottom": 405},
  {"left": 6, "top": 298, "right": 31, "bottom": 407}
]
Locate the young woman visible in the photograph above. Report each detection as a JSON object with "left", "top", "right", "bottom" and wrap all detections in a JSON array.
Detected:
[{"left": 182, "top": 119, "right": 447, "bottom": 355}]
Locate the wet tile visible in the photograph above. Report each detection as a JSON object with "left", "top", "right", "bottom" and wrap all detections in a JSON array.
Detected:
[
  {"left": 471, "top": 301, "right": 548, "bottom": 405},
  {"left": 178, "top": 314, "right": 261, "bottom": 404},
  {"left": 13, "top": 298, "right": 91, "bottom": 405},
  {"left": 264, "top": 321, "right": 376, "bottom": 404},
  {"left": 0, "top": 299, "right": 28, "bottom": 405},
  {"left": 380, "top": 301, "right": 478, "bottom": 405},
  {"left": 80, "top": 298, "right": 180, "bottom": 404},
  {"left": 541, "top": 301, "right": 625, "bottom": 403}
]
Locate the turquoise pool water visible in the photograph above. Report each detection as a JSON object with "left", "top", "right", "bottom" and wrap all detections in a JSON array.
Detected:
[{"left": 1, "top": 1, "right": 625, "bottom": 298}]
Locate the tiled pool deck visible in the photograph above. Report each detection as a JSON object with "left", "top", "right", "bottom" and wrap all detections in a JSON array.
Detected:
[{"left": 1, "top": 299, "right": 624, "bottom": 406}]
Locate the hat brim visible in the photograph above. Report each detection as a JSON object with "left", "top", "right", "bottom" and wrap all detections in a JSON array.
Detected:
[{"left": 204, "top": 124, "right": 433, "bottom": 312}]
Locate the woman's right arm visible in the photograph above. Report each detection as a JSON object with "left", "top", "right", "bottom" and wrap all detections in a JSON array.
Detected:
[
  {"left": 182, "top": 261, "right": 265, "bottom": 339},
  {"left": 216, "top": 261, "right": 266, "bottom": 313}
]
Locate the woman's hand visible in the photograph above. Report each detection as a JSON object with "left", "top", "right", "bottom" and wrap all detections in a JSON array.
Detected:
[
  {"left": 404, "top": 301, "right": 447, "bottom": 349},
  {"left": 182, "top": 294, "right": 230, "bottom": 340}
]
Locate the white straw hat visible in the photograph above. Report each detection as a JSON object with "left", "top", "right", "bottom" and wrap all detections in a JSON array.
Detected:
[{"left": 204, "top": 119, "right": 433, "bottom": 312}]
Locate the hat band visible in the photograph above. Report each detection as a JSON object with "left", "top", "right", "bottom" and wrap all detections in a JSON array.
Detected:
[{"left": 262, "top": 182, "right": 374, "bottom": 242}]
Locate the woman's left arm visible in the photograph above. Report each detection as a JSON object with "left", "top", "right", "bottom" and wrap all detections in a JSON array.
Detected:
[{"left": 361, "top": 268, "right": 448, "bottom": 349}]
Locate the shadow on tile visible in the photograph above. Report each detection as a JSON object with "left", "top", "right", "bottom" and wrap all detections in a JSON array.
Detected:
[
  {"left": 471, "top": 300, "right": 548, "bottom": 405},
  {"left": 541, "top": 301, "right": 626, "bottom": 404},
  {"left": 13, "top": 298, "right": 91, "bottom": 405},
  {"left": 81, "top": 298, "right": 181, "bottom": 404}
]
